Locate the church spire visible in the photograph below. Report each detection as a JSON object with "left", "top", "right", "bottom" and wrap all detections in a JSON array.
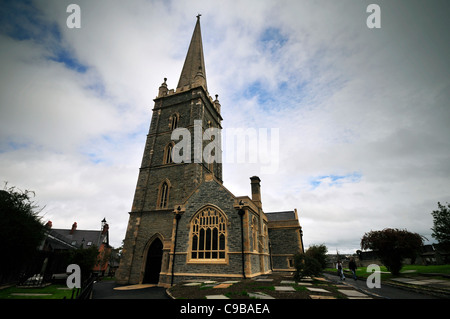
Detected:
[{"left": 177, "top": 15, "right": 207, "bottom": 91}]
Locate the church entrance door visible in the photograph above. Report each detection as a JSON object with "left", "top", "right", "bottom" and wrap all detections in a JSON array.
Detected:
[{"left": 143, "top": 238, "right": 163, "bottom": 284}]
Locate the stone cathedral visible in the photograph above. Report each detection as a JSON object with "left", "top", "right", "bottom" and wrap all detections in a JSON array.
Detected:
[{"left": 116, "top": 16, "right": 304, "bottom": 287}]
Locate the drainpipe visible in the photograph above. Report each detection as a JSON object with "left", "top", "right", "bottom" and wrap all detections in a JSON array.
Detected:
[
  {"left": 238, "top": 208, "right": 246, "bottom": 279},
  {"left": 300, "top": 226, "right": 305, "bottom": 253},
  {"left": 269, "top": 240, "right": 273, "bottom": 271},
  {"left": 171, "top": 206, "right": 182, "bottom": 286}
]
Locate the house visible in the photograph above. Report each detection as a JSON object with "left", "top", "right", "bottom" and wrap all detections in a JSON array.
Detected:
[{"left": 42, "top": 218, "right": 112, "bottom": 275}]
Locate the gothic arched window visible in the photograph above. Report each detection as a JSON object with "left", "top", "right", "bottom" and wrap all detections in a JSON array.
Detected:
[
  {"left": 157, "top": 181, "right": 169, "bottom": 209},
  {"left": 263, "top": 224, "right": 268, "bottom": 251},
  {"left": 252, "top": 216, "right": 258, "bottom": 251},
  {"left": 163, "top": 143, "right": 174, "bottom": 164},
  {"left": 170, "top": 113, "right": 179, "bottom": 130},
  {"left": 189, "top": 206, "right": 227, "bottom": 262}
]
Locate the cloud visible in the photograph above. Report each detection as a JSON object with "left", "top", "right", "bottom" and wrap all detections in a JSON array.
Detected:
[{"left": 1, "top": 0, "right": 449, "bottom": 253}]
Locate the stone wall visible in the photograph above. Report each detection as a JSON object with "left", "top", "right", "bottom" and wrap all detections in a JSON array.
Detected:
[{"left": 268, "top": 226, "right": 302, "bottom": 271}]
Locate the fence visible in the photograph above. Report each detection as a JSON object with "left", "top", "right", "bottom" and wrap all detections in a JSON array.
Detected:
[{"left": 64, "top": 274, "right": 96, "bottom": 299}]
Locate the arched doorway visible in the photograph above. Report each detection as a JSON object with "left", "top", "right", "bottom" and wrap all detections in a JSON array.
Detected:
[{"left": 143, "top": 238, "right": 163, "bottom": 284}]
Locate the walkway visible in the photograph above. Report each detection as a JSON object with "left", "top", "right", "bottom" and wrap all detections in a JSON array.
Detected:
[
  {"left": 168, "top": 274, "right": 378, "bottom": 299},
  {"left": 91, "top": 273, "right": 449, "bottom": 299},
  {"left": 91, "top": 281, "right": 170, "bottom": 299},
  {"left": 323, "top": 273, "right": 443, "bottom": 299}
]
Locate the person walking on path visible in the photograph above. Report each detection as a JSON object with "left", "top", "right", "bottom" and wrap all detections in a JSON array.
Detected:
[
  {"left": 336, "top": 260, "right": 345, "bottom": 281},
  {"left": 349, "top": 257, "right": 357, "bottom": 281}
]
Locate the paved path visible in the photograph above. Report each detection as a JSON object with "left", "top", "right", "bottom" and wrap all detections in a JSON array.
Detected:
[
  {"left": 323, "top": 273, "right": 437, "bottom": 299},
  {"left": 91, "top": 281, "right": 170, "bottom": 299}
]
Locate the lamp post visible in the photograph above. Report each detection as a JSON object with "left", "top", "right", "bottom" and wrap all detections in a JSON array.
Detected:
[
  {"left": 171, "top": 206, "right": 182, "bottom": 286},
  {"left": 237, "top": 200, "right": 246, "bottom": 279}
]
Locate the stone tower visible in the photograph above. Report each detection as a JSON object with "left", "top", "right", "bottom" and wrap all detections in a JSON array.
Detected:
[
  {"left": 116, "top": 15, "right": 223, "bottom": 285},
  {"left": 116, "top": 16, "right": 304, "bottom": 286}
]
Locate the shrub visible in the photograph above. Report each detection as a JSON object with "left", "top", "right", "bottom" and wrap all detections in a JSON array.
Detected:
[
  {"left": 305, "top": 244, "right": 328, "bottom": 269},
  {"left": 293, "top": 253, "right": 322, "bottom": 281}
]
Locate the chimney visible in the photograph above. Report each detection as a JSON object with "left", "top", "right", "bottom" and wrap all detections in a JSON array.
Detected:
[
  {"left": 70, "top": 222, "right": 77, "bottom": 234},
  {"left": 45, "top": 221, "right": 52, "bottom": 229},
  {"left": 250, "top": 176, "right": 262, "bottom": 209}
]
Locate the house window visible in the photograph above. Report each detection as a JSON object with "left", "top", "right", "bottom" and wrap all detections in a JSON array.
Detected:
[
  {"left": 158, "top": 181, "right": 169, "bottom": 209},
  {"left": 87, "top": 241, "right": 92, "bottom": 246},
  {"left": 190, "top": 206, "right": 227, "bottom": 261}
]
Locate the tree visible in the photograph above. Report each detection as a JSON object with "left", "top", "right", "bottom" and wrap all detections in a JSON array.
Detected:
[
  {"left": 0, "top": 184, "right": 46, "bottom": 283},
  {"left": 305, "top": 244, "right": 328, "bottom": 270},
  {"left": 293, "top": 253, "right": 322, "bottom": 281},
  {"left": 431, "top": 202, "right": 450, "bottom": 252},
  {"left": 360, "top": 228, "right": 424, "bottom": 275},
  {"left": 66, "top": 246, "right": 99, "bottom": 283}
]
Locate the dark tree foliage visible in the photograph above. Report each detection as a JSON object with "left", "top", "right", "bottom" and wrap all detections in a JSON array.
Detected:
[
  {"left": 0, "top": 184, "right": 46, "bottom": 283},
  {"left": 66, "top": 246, "right": 100, "bottom": 282},
  {"left": 305, "top": 244, "right": 328, "bottom": 270},
  {"left": 293, "top": 253, "right": 322, "bottom": 281},
  {"left": 431, "top": 202, "right": 450, "bottom": 251},
  {"left": 361, "top": 228, "right": 424, "bottom": 275}
]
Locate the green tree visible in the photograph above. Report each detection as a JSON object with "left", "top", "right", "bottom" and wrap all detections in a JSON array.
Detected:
[
  {"left": 66, "top": 246, "right": 99, "bottom": 283},
  {"left": 431, "top": 202, "right": 450, "bottom": 252},
  {"left": 293, "top": 253, "right": 322, "bottom": 281},
  {"left": 305, "top": 244, "right": 328, "bottom": 269},
  {"left": 360, "top": 228, "right": 424, "bottom": 275},
  {"left": 0, "top": 184, "right": 46, "bottom": 283}
]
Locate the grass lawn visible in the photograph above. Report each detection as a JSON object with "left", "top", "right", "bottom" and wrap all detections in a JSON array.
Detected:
[
  {"left": 400, "top": 264, "right": 450, "bottom": 274},
  {"left": 0, "top": 284, "right": 76, "bottom": 299},
  {"left": 325, "top": 264, "right": 450, "bottom": 281}
]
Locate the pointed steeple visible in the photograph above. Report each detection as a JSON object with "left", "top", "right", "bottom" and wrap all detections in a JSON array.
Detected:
[{"left": 177, "top": 15, "right": 207, "bottom": 91}]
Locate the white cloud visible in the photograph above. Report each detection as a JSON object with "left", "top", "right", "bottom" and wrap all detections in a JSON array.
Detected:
[{"left": 1, "top": 0, "right": 449, "bottom": 252}]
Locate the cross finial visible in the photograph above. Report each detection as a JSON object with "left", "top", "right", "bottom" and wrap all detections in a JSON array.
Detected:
[{"left": 196, "top": 13, "right": 201, "bottom": 20}]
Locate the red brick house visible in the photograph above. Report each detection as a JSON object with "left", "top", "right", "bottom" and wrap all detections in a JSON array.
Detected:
[{"left": 42, "top": 218, "right": 112, "bottom": 275}]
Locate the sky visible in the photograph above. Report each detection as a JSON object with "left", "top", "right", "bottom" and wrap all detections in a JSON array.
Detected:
[{"left": 1, "top": 0, "right": 449, "bottom": 254}]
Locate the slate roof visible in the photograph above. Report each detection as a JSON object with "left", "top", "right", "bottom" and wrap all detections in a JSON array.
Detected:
[
  {"left": 265, "top": 211, "right": 297, "bottom": 221},
  {"left": 48, "top": 228, "right": 107, "bottom": 249},
  {"left": 44, "top": 230, "right": 78, "bottom": 250}
]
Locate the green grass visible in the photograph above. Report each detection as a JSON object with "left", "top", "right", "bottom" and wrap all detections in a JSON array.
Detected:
[
  {"left": 255, "top": 285, "right": 275, "bottom": 291},
  {"left": 400, "top": 264, "right": 450, "bottom": 274},
  {"left": 325, "top": 264, "right": 450, "bottom": 280},
  {"left": 293, "top": 285, "right": 307, "bottom": 291},
  {"left": 0, "top": 284, "right": 76, "bottom": 299}
]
